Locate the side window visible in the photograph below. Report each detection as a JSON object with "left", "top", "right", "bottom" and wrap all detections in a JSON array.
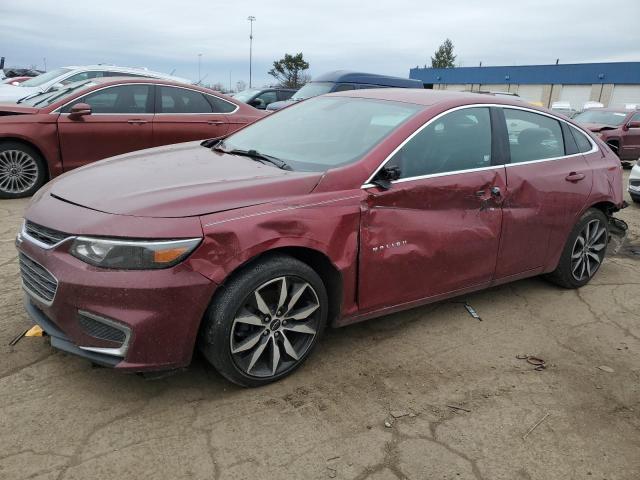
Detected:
[
  {"left": 106, "top": 72, "right": 147, "bottom": 78},
  {"left": 158, "top": 86, "right": 212, "bottom": 113},
  {"left": 504, "top": 109, "right": 564, "bottom": 163},
  {"left": 571, "top": 127, "right": 594, "bottom": 153},
  {"left": 334, "top": 83, "right": 355, "bottom": 92},
  {"left": 278, "top": 90, "right": 295, "bottom": 101},
  {"left": 631, "top": 113, "right": 640, "bottom": 124},
  {"left": 206, "top": 95, "right": 237, "bottom": 113},
  {"left": 63, "top": 85, "right": 152, "bottom": 113},
  {"left": 255, "top": 90, "right": 278, "bottom": 107},
  {"left": 387, "top": 107, "right": 492, "bottom": 179}
]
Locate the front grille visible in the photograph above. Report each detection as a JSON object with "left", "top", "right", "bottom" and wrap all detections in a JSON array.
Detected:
[
  {"left": 630, "top": 179, "right": 640, "bottom": 187},
  {"left": 19, "top": 253, "right": 58, "bottom": 304},
  {"left": 24, "top": 221, "right": 69, "bottom": 246},
  {"left": 78, "top": 313, "right": 127, "bottom": 344}
]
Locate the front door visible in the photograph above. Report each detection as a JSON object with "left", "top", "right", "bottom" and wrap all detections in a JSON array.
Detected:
[
  {"left": 152, "top": 85, "right": 230, "bottom": 146},
  {"left": 57, "top": 84, "right": 155, "bottom": 171},
  {"left": 622, "top": 112, "right": 640, "bottom": 160},
  {"left": 359, "top": 106, "right": 506, "bottom": 311}
]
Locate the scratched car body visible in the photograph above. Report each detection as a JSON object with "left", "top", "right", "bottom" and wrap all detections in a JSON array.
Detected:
[{"left": 16, "top": 89, "right": 623, "bottom": 387}]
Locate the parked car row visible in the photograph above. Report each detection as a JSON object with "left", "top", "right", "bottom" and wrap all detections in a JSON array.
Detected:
[
  {"left": 14, "top": 87, "right": 624, "bottom": 386},
  {"left": 0, "top": 77, "right": 265, "bottom": 197}
]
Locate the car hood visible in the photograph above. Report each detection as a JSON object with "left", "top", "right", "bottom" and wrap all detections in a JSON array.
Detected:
[
  {"left": 581, "top": 122, "right": 618, "bottom": 132},
  {"left": 0, "top": 85, "right": 38, "bottom": 103},
  {"left": 0, "top": 103, "right": 39, "bottom": 115},
  {"left": 49, "top": 141, "right": 324, "bottom": 218}
]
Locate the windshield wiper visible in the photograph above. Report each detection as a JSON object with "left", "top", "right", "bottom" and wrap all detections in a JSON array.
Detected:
[{"left": 213, "top": 145, "right": 292, "bottom": 171}]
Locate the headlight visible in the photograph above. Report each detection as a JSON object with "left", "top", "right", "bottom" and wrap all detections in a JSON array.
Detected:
[{"left": 69, "top": 237, "right": 201, "bottom": 270}]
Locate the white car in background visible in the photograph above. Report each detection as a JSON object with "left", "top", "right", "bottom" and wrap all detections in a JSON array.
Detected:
[
  {"left": 0, "top": 65, "right": 191, "bottom": 103},
  {"left": 629, "top": 162, "right": 640, "bottom": 203}
]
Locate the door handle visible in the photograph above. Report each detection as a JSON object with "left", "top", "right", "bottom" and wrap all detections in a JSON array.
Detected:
[
  {"left": 127, "top": 119, "right": 148, "bottom": 125},
  {"left": 565, "top": 172, "right": 585, "bottom": 182},
  {"left": 207, "top": 120, "right": 224, "bottom": 125}
]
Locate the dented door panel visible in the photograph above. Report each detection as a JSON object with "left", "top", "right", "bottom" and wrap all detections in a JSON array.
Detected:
[{"left": 358, "top": 167, "right": 506, "bottom": 312}]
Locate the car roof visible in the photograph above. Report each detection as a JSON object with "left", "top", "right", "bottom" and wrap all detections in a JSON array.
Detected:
[
  {"left": 312, "top": 70, "right": 423, "bottom": 88},
  {"left": 327, "top": 88, "right": 520, "bottom": 107},
  {"left": 59, "top": 65, "right": 191, "bottom": 84},
  {"left": 577, "top": 107, "right": 635, "bottom": 113}
]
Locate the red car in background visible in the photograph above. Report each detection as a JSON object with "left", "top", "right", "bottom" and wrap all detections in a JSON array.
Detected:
[
  {"left": 0, "top": 78, "right": 265, "bottom": 198},
  {"left": 573, "top": 108, "right": 640, "bottom": 167},
  {"left": 16, "top": 90, "right": 623, "bottom": 387}
]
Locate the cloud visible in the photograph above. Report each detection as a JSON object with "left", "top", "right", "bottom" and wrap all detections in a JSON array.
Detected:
[{"left": 1, "top": 0, "right": 638, "bottom": 88}]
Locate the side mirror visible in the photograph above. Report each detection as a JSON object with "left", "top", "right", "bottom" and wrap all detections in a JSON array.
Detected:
[
  {"left": 68, "top": 103, "right": 92, "bottom": 119},
  {"left": 627, "top": 121, "right": 640, "bottom": 129},
  {"left": 249, "top": 98, "right": 265, "bottom": 109},
  {"left": 371, "top": 165, "right": 401, "bottom": 190}
]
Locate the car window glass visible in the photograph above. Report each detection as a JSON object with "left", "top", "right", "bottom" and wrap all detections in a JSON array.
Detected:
[
  {"left": 571, "top": 128, "right": 593, "bottom": 153},
  {"left": 334, "top": 83, "right": 355, "bottom": 92},
  {"left": 62, "top": 71, "right": 104, "bottom": 85},
  {"left": 67, "top": 84, "right": 151, "bottom": 114},
  {"left": 159, "top": 86, "right": 212, "bottom": 113},
  {"left": 206, "top": 94, "right": 237, "bottom": 113},
  {"left": 256, "top": 91, "right": 278, "bottom": 106},
  {"left": 631, "top": 113, "right": 640, "bottom": 123},
  {"left": 386, "top": 107, "right": 492, "bottom": 179},
  {"left": 278, "top": 90, "right": 295, "bottom": 101},
  {"left": 504, "top": 109, "right": 564, "bottom": 163}
]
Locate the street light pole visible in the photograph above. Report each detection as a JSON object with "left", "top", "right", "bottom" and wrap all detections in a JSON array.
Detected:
[
  {"left": 247, "top": 16, "right": 256, "bottom": 88},
  {"left": 197, "top": 53, "right": 202, "bottom": 84}
]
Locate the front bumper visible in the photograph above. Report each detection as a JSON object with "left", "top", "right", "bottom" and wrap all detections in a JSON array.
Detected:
[{"left": 17, "top": 234, "right": 217, "bottom": 372}]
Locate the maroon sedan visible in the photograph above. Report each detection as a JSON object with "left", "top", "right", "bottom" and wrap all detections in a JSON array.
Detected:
[
  {"left": 573, "top": 108, "right": 640, "bottom": 167},
  {"left": 0, "top": 78, "right": 265, "bottom": 198},
  {"left": 16, "top": 90, "right": 623, "bottom": 386}
]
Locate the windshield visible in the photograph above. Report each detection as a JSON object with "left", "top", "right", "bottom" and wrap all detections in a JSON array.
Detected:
[
  {"left": 292, "top": 82, "right": 334, "bottom": 100},
  {"left": 573, "top": 110, "right": 628, "bottom": 126},
  {"left": 233, "top": 89, "right": 260, "bottom": 102},
  {"left": 20, "top": 80, "right": 96, "bottom": 107},
  {"left": 221, "top": 96, "right": 421, "bottom": 172},
  {"left": 20, "top": 68, "right": 72, "bottom": 87}
]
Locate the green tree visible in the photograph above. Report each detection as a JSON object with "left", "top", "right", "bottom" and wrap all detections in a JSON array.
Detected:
[
  {"left": 268, "top": 52, "right": 310, "bottom": 88},
  {"left": 431, "top": 39, "right": 456, "bottom": 68}
]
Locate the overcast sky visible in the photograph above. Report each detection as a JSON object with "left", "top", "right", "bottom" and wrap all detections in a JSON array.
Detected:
[{"left": 1, "top": 0, "right": 638, "bottom": 89}]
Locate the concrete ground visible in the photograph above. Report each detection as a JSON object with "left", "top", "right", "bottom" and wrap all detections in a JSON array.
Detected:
[{"left": 1, "top": 171, "right": 639, "bottom": 480}]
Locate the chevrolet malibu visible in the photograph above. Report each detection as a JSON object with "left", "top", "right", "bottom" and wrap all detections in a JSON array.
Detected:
[
  {"left": 16, "top": 90, "right": 623, "bottom": 387},
  {"left": 0, "top": 77, "right": 264, "bottom": 198}
]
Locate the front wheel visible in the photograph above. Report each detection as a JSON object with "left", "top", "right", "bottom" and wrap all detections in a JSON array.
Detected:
[
  {"left": 0, "top": 142, "right": 47, "bottom": 199},
  {"left": 199, "top": 254, "right": 328, "bottom": 387},
  {"left": 547, "top": 208, "right": 609, "bottom": 288}
]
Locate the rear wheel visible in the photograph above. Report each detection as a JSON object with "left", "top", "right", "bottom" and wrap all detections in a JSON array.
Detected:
[
  {"left": 199, "top": 254, "right": 328, "bottom": 387},
  {"left": 547, "top": 208, "right": 609, "bottom": 288},
  {"left": 0, "top": 142, "right": 47, "bottom": 198}
]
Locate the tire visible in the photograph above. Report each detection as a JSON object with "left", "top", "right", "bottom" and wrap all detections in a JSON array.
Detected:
[
  {"left": 546, "top": 208, "right": 609, "bottom": 289},
  {"left": 199, "top": 254, "right": 328, "bottom": 387},
  {"left": 631, "top": 193, "right": 640, "bottom": 204},
  {"left": 0, "top": 141, "right": 47, "bottom": 199}
]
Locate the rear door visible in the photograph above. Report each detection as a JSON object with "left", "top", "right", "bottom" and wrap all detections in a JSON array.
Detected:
[
  {"left": 493, "top": 107, "right": 593, "bottom": 280},
  {"left": 57, "top": 84, "right": 154, "bottom": 170},
  {"left": 152, "top": 85, "right": 231, "bottom": 146},
  {"left": 622, "top": 112, "right": 640, "bottom": 159},
  {"left": 358, "top": 106, "right": 506, "bottom": 311}
]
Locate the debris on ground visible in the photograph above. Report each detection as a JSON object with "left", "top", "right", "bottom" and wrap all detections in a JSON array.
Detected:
[
  {"left": 25, "top": 325, "right": 44, "bottom": 337},
  {"left": 8, "top": 327, "right": 30, "bottom": 346},
  {"left": 384, "top": 420, "right": 393, "bottom": 428},
  {"left": 390, "top": 410, "right": 410, "bottom": 419},
  {"left": 447, "top": 404, "right": 471, "bottom": 413},
  {"left": 597, "top": 365, "right": 615, "bottom": 373},
  {"left": 522, "top": 413, "right": 550, "bottom": 440},
  {"left": 327, "top": 466, "right": 337, "bottom": 478},
  {"left": 516, "top": 354, "right": 546, "bottom": 371},
  {"left": 464, "top": 303, "right": 482, "bottom": 321}
]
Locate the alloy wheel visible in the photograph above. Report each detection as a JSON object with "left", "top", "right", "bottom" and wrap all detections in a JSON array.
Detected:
[
  {"left": 571, "top": 219, "right": 606, "bottom": 282},
  {"left": 0, "top": 149, "right": 39, "bottom": 194},
  {"left": 230, "top": 276, "right": 321, "bottom": 378}
]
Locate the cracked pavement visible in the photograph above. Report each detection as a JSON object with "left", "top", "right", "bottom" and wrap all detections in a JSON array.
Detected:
[{"left": 1, "top": 171, "right": 639, "bottom": 480}]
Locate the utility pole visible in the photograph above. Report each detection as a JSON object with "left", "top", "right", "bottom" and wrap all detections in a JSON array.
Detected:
[
  {"left": 43, "top": 57, "right": 47, "bottom": 71},
  {"left": 197, "top": 53, "right": 202, "bottom": 83},
  {"left": 247, "top": 16, "right": 256, "bottom": 88}
]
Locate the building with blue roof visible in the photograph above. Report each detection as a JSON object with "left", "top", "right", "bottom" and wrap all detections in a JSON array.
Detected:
[{"left": 409, "top": 62, "right": 640, "bottom": 109}]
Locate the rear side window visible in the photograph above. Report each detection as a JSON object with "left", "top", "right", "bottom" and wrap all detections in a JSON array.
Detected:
[
  {"left": 206, "top": 95, "right": 237, "bottom": 113},
  {"left": 61, "top": 71, "right": 106, "bottom": 85},
  {"left": 504, "top": 109, "right": 564, "bottom": 163},
  {"left": 571, "top": 127, "right": 594, "bottom": 153},
  {"left": 387, "top": 107, "right": 492, "bottom": 178},
  {"left": 64, "top": 84, "right": 152, "bottom": 113},
  {"left": 158, "top": 86, "right": 212, "bottom": 113},
  {"left": 278, "top": 90, "right": 295, "bottom": 101},
  {"left": 334, "top": 83, "right": 355, "bottom": 92}
]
